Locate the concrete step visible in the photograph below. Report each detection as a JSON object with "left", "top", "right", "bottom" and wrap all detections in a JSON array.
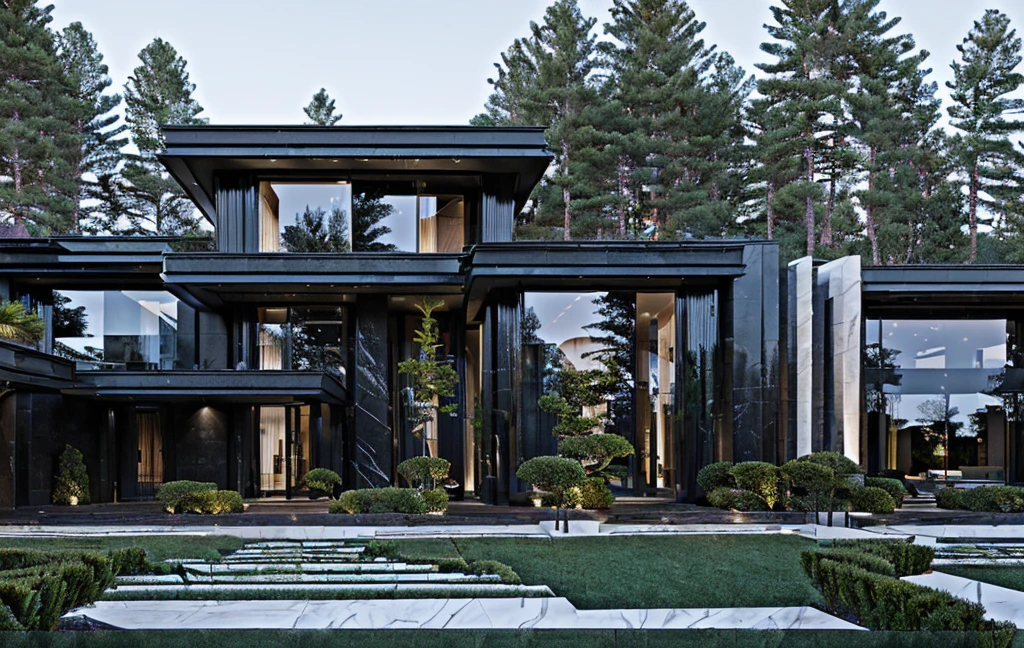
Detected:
[
  {"left": 179, "top": 572, "right": 501, "bottom": 585},
  {"left": 108, "top": 582, "right": 551, "bottom": 596},
  {"left": 182, "top": 562, "right": 433, "bottom": 575}
]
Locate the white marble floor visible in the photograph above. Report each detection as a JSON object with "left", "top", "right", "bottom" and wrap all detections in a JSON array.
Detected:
[
  {"left": 65, "top": 598, "right": 865, "bottom": 631},
  {"left": 903, "top": 572, "right": 1024, "bottom": 625}
]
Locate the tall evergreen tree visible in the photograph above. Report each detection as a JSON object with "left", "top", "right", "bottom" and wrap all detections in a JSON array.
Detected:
[
  {"left": 0, "top": 0, "right": 81, "bottom": 234},
  {"left": 303, "top": 88, "right": 342, "bottom": 126},
  {"left": 473, "top": 39, "right": 538, "bottom": 127},
  {"left": 947, "top": 9, "right": 1024, "bottom": 263},
  {"left": 56, "top": 22, "right": 128, "bottom": 234},
  {"left": 123, "top": 38, "right": 207, "bottom": 235},
  {"left": 756, "top": 0, "right": 848, "bottom": 257},
  {"left": 351, "top": 190, "right": 398, "bottom": 252},
  {"left": 281, "top": 206, "right": 350, "bottom": 252}
]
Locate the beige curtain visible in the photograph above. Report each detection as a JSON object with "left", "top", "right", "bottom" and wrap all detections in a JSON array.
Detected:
[
  {"left": 258, "top": 327, "right": 283, "bottom": 370},
  {"left": 260, "top": 183, "right": 280, "bottom": 252},
  {"left": 260, "top": 406, "right": 286, "bottom": 491}
]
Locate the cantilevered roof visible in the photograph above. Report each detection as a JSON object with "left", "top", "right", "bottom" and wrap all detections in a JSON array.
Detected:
[{"left": 158, "top": 125, "right": 553, "bottom": 222}]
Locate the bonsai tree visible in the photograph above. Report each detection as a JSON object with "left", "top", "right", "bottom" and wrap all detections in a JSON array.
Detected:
[
  {"left": 302, "top": 468, "right": 342, "bottom": 499},
  {"left": 796, "top": 451, "right": 861, "bottom": 526},
  {"left": 729, "top": 462, "right": 781, "bottom": 509},
  {"left": 516, "top": 456, "right": 586, "bottom": 532},
  {"left": 781, "top": 459, "right": 834, "bottom": 522},
  {"left": 558, "top": 434, "right": 634, "bottom": 477},
  {"left": 398, "top": 298, "right": 459, "bottom": 456},
  {"left": 53, "top": 445, "right": 90, "bottom": 505},
  {"left": 397, "top": 456, "right": 451, "bottom": 490}
]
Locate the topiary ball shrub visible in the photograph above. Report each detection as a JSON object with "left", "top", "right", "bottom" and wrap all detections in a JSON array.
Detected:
[
  {"left": 729, "top": 461, "right": 781, "bottom": 509},
  {"left": 422, "top": 487, "right": 449, "bottom": 513},
  {"left": 865, "top": 477, "right": 908, "bottom": 509},
  {"left": 516, "top": 456, "right": 586, "bottom": 506},
  {"left": 397, "top": 457, "right": 451, "bottom": 489},
  {"left": 329, "top": 488, "right": 429, "bottom": 514},
  {"left": 697, "top": 461, "right": 734, "bottom": 493},
  {"left": 850, "top": 486, "right": 896, "bottom": 514},
  {"left": 53, "top": 445, "right": 90, "bottom": 505},
  {"left": 303, "top": 468, "right": 342, "bottom": 499},
  {"left": 557, "top": 434, "right": 634, "bottom": 474},
  {"left": 176, "top": 490, "right": 244, "bottom": 515},
  {"left": 155, "top": 480, "right": 217, "bottom": 513},
  {"left": 707, "top": 487, "right": 770, "bottom": 511},
  {"left": 798, "top": 451, "right": 860, "bottom": 476},
  {"left": 963, "top": 486, "right": 1024, "bottom": 513},
  {"left": 781, "top": 459, "right": 835, "bottom": 495},
  {"left": 567, "top": 476, "right": 615, "bottom": 510},
  {"left": 935, "top": 487, "right": 967, "bottom": 510}
]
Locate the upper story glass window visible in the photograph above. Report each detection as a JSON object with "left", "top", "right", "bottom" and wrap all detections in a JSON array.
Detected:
[
  {"left": 866, "top": 319, "right": 1007, "bottom": 370},
  {"left": 258, "top": 180, "right": 465, "bottom": 254},
  {"left": 257, "top": 306, "right": 346, "bottom": 379},
  {"left": 53, "top": 290, "right": 179, "bottom": 370}
]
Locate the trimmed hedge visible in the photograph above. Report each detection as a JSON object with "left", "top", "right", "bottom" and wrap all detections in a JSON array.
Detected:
[
  {"left": 421, "top": 487, "right": 449, "bottom": 513},
  {"left": 830, "top": 538, "right": 935, "bottom": 577},
  {"left": 787, "top": 493, "right": 849, "bottom": 513},
  {"left": 175, "top": 490, "right": 244, "bottom": 515},
  {"left": 331, "top": 488, "right": 429, "bottom": 514},
  {"left": 803, "top": 555, "right": 1014, "bottom": 642},
  {"left": 569, "top": 476, "right": 615, "bottom": 510},
  {"left": 935, "top": 486, "right": 1024, "bottom": 513},
  {"left": 155, "top": 481, "right": 217, "bottom": 513},
  {"left": 0, "top": 547, "right": 152, "bottom": 631},
  {"left": 866, "top": 477, "right": 908, "bottom": 508},
  {"left": 696, "top": 461, "right": 734, "bottom": 493},
  {"left": 850, "top": 486, "right": 896, "bottom": 514}
]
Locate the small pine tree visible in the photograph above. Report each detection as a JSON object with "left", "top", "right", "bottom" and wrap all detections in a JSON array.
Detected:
[
  {"left": 398, "top": 299, "right": 459, "bottom": 456},
  {"left": 281, "top": 205, "right": 350, "bottom": 252},
  {"left": 303, "top": 88, "right": 343, "bottom": 126},
  {"left": 351, "top": 190, "right": 398, "bottom": 251},
  {"left": 53, "top": 444, "right": 90, "bottom": 505}
]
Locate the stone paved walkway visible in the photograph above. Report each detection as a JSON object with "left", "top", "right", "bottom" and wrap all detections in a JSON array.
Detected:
[{"left": 64, "top": 598, "right": 864, "bottom": 631}]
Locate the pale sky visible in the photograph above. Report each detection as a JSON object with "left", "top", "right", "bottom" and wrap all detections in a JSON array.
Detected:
[{"left": 50, "top": 0, "right": 1024, "bottom": 127}]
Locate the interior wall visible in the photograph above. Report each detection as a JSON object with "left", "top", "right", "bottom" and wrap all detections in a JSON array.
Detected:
[{"left": 174, "top": 405, "right": 228, "bottom": 487}]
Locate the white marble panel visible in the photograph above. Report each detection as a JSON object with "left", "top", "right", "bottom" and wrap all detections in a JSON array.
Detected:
[{"left": 904, "top": 572, "right": 1024, "bottom": 625}]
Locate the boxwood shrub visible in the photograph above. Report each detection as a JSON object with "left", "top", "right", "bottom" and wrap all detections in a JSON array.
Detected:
[
  {"left": 935, "top": 486, "right": 1024, "bottom": 513},
  {"left": 935, "top": 487, "right": 967, "bottom": 510},
  {"left": 421, "top": 487, "right": 449, "bottom": 513},
  {"left": 155, "top": 480, "right": 217, "bottom": 513},
  {"left": 52, "top": 445, "right": 90, "bottom": 506},
  {"left": 865, "top": 477, "right": 908, "bottom": 508},
  {"left": 707, "top": 487, "right": 771, "bottom": 511},
  {"left": 729, "top": 462, "right": 781, "bottom": 508},
  {"left": 850, "top": 486, "right": 896, "bottom": 514},
  {"left": 696, "top": 461, "right": 734, "bottom": 493},
  {"left": 330, "top": 487, "right": 429, "bottom": 514},
  {"left": 302, "top": 468, "right": 342, "bottom": 498},
  {"left": 397, "top": 457, "right": 451, "bottom": 489},
  {"left": 570, "top": 476, "right": 615, "bottom": 510},
  {"left": 830, "top": 538, "right": 935, "bottom": 577}
]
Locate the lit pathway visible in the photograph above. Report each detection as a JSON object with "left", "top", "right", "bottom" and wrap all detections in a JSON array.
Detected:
[{"left": 64, "top": 598, "right": 865, "bottom": 631}]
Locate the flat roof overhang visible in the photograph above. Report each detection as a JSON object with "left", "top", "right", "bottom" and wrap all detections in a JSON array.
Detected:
[
  {"left": 63, "top": 371, "right": 347, "bottom": 404},
  {"left": 464, "top": 241, "right": 753, "bottom": 321},
  {"left": 862, "top": 265, "right": 1024, "bottom": 316},
  {"left": 158, "top": 125, "right": 553, "bottom": 222},
  {"left": 0, "top": 341, "right": 75, "bottom": 390},
  {"left": 0, "top": 238, "right": 170, "bottom": 290},
  {"left": 162, "top": 253, "right": 465, "bottom": 308}
]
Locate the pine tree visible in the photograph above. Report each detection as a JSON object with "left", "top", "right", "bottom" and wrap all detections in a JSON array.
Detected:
[
  {"left": 303, "top": 88, "right": 342, "bottom": 126},
  {"left": 525, "top": 0, "right": 600, "bottom": 241},
  {"left": 0, "top": 1, "right": 81, "bottom": 234},
  {"left": 351, "top": 190, "right": 398, "bottom": 252},
  {"left": 281, "top": 206, "right": 350, "bottom": 252},
  {"left": 123, "top": 38, "right": 207, "bottom": 235},
  {"left": 947, "top": 9, "right": 1024, "bottom": 263},
  {"left": 56, "top": 22, "right": 128, "bottom": 234},
  {"left": 474, "top": 39, "right": 539, "bottom": 127},
  {"left": 756, "top": 0, "right": 849, "bottom": 257}
]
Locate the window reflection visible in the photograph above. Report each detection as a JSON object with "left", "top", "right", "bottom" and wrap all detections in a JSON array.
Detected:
[
  {"left": 258, "top": 306, "right": 346, "bottom": 378},
  {"left": 53, "top": 290, "right": 178, "bottom": 370}
]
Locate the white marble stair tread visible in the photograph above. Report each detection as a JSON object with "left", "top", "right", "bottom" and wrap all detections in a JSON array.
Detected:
[
  {"left": 116, "top": 575, "right": 185, "bottom": 585},
  {"left": 903, "top": 572, "right": 1024, "bottom": 625},
  {"left": 68, "top": 599, "right": 862, "bottom": 630},
  {"left": 933, "top": 558, "right": 1024, "bottom": 566},
  {"left": 184, "top": 562, "right": 432, "bottom": 574},
  {"left": 108, "top": 583, "right": 551, "bottom": 596},
  {"left": 180, "top": 572, "right": 501, "bottom": 585}
]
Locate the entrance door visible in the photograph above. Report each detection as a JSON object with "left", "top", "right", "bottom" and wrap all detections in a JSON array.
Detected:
[
  {"left": 136, "top": 411, "right": 163, "bottom": 498},
  {"left": 259, "top": 405, "right": 311, "bottom": 497}
]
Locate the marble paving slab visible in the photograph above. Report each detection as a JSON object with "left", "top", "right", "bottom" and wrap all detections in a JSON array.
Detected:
[
  {"left": 108, "top": 583, "right": 553, "bottom": 596},
  {"left": 875, "top": 525, "right": 1024, "bottom": 541},
  {"left": 184, "top": 562, "right": 431, "bottom": 574},
  {"left": 903, "top": 572, "right": 1024, "bottom": 625},
  {"left": 68, "top": 599, "right": 864, "bottom": 630},
  {"left": 176, "top": 572, "right": 501, "bottom": 585}
]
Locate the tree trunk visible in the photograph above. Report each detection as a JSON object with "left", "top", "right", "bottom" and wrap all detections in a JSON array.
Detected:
[
  {"left": 617, "top": 161, "right": 628, "bottom": 238},
  {"left": 562, "top": 141, "right": 572, "bottom": 241},
  {"left": 804, "top": 146, "right": 815, "bottom": 256},
  {"left": 969, "top": 161, "right": 979, "bottom": 263},
  {"left": 821, "top": 173, "right": 835, "bottom": 247},
  {"left": 865, "top": 151, "right": 880, "bottom": 265},
  {"left": 766, "top": 181, "right": 775, "bottom": 240}
]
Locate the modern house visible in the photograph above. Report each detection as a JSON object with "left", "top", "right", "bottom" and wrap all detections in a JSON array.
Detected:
[{"left": 0, "top": 125, "right": 1019, "bottom": 510}]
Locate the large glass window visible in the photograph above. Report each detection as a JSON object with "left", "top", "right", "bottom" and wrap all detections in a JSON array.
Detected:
[
  {"left": 53, "top": 290, "right": 179, "bottom": 370},
  {"left": 866, "top": 318, "right": 1008, "bottom": 478},
  {"left": 258, "top": 180, "right": 464, "bottom": 253},
  {"left": 257, "top": 306, "right": 346, "bottom": 378}
]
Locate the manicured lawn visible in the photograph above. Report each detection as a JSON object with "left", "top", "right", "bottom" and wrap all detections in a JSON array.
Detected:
[
  {"left": 7, "top": 629, "right": 1023, "bottom": 648},
  {"left": 392, "top": 534, "right": 822, "bottom": 609},
  {"left": 938, "top": 566, "right": 1024, "bottom": 592},
  {"left": 0, "top": 534, "right": 243, "bottom": 562}
]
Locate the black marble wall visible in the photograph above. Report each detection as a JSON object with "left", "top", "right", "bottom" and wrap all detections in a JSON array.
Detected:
[
  {"left": 174, "top": 405, "right": 228, "bottom": 486},
  {"left": 350, "top": 294, "right": 392, "bottom": 489},
  {"left": 728, "top": 244, "right": 781, "bottom": 465},
  {"left": 480, "top": 291, "right": 521, "bottom": 503}
]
